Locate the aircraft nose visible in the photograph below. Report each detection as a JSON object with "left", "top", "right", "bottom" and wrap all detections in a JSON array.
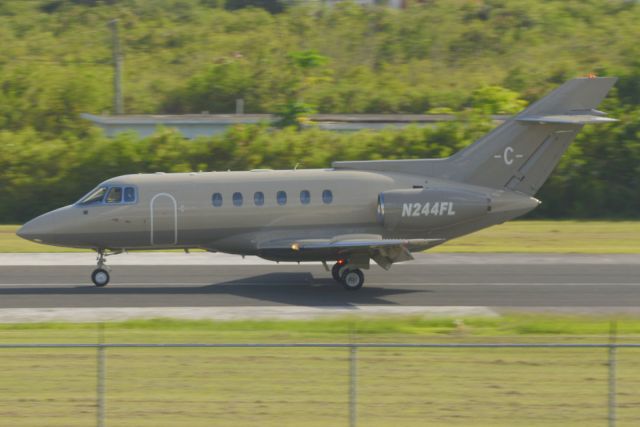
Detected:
[{"left": 16, "top": 212, "right": 58, "bottom": 243}]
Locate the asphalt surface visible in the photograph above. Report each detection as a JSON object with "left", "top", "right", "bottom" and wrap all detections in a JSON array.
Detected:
[{"left": 0, "top": 254, "right": 639, "bottom": 309}]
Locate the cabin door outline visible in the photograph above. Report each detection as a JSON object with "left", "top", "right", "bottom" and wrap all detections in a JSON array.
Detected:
[{"left": 150, "top": 193, "right": 178, "bottom": 246}]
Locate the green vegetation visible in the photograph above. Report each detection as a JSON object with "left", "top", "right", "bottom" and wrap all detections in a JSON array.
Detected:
[
  {"left": 432, "top": 220, "right": 640, "bottom": 253},
  {"left": 2, "top": 120, "right": 640, "bottom": 223},
  {"left": 2, "top": 315, "right": 640, "bottom": 342},
  {"left": 3, "top": 221, "right": 640, "bottom": 253},
  {"left": 1, "top": 1, "right": 640, "bottom": 222},
  {"left": 1, "top": 316, "right": 640, "bottom": 426}
]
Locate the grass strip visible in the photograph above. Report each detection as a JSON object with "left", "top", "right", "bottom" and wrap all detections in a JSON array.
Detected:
[{"left": 1, "top": 314, "right": 639, "bottom": 344}]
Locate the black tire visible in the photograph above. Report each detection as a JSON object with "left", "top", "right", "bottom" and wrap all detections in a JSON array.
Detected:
[
  {"left": 92, "top": 268, "right": 110, "bottom": 287},
  {"left": 331, "top": 262, "right": 345, "bottom": 281},
  {"left": 340, "top": 268, "right": 364, "bottom": 291}
]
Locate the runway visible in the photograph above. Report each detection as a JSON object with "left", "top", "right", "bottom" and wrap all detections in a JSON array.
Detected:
[{"left": 0, "top": 253, "right": 639, "bottom": 319}]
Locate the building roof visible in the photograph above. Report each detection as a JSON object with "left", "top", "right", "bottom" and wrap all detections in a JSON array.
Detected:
[
  {"left": 81, "top": 113, "right": 270, "bottom": 125},
  {"left": 82, "top": 113, "right": 510, "bottom": 125}
]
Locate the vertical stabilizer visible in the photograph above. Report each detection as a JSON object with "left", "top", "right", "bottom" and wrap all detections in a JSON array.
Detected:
[{"left": 446, "top": 77, "right": 617, "bottom": 195}]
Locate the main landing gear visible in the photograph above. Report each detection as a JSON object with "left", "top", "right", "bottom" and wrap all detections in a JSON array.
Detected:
[
  {"left": 91, "top": 249, "right": 122, "bottom": 287},
  {"left": 331, "top": 259, "right": 365, "bottom": 291}
]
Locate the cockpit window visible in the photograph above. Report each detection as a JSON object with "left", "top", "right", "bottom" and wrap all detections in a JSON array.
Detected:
[
  {"left": 124, "top": 187, "right": 136, "bottom": 203},
  {"left": 78, "top": 187, "right": 108, "bottom": 205},
  {"left": 77, "top": 185, "right": 137, "bottom": 206},
  {"left": 106, "top": 187, "right": 123, "bottom": 203}
]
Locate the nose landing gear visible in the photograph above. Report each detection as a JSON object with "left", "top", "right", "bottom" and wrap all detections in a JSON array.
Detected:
[
  {"left": 91, "top": 268, "right": 110, "bottom": 287},
  {"left": 91, "top": 249, "right": 122, "bottom": 287},
  {"left": 331, "top": 259, "right": 365, "bottom": 291}
]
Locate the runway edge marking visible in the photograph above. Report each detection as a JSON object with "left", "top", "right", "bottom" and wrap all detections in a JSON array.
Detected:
[{"left": 0, "top": 306, "right": 499, "bottom": 323}]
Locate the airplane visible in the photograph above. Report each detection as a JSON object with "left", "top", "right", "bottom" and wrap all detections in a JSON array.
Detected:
[{"left": 17, "top": 77, "right": 617, "bottom": 290}]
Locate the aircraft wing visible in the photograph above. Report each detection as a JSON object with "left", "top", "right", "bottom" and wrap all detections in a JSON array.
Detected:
[{"left": 258, "top": 235, "right": 444, "bottom": 270}]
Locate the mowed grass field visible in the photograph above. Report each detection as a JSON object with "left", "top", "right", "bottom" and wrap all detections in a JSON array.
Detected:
[
  {"left": 1, "top": 316, "right": 640, "bottom": 426},
  {"left": 432, "top": 220, "right": 640, "bottom": 253},
  {"left": 2, "top": 220, "right": 640, "bottom": 253}
]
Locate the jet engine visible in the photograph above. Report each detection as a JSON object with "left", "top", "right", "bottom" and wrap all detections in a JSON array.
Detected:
[{"left": 377, "top": 188, "right": 490, "bottom": 230}]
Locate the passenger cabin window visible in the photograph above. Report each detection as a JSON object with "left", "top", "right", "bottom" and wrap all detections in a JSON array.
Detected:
[
  {"left": 212, "top": 193, "right": 223, "bottom": 207},
  {"left": 322, "top": 189, "right": 333, "bottom": 204},
  {"left": 106, "top": 187, "right": 123, "bottom": 203},
  {"left": 78, "top": 187, "right": 108, "bottom": 205},
  {"left": 300, "top": 190, "right": 310, "bottom": 205},
  {"left": 233, "top": 192, "right": 243, "bottom": 207},
  {"left": 254, "top": 191, "right": 264, "bottom": 206},
  {"left": 277, "top": 191, "right": 287, "bottom": 206}
]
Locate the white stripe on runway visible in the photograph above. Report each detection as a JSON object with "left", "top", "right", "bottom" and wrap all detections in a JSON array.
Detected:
[
  {"left": 0, "top": 306, "right": 499, "bottom": 322},
  {"left": 1, "top": 253, "right": 639, "bottom": 266},
  {"left": 0, "top": 282, "right": 637, "bottom": 288}
]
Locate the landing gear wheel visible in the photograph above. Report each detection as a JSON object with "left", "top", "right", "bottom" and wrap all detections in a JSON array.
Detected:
[
  {"left": 331, "top": 261, "right": 347, "bottom": 281},
  {"left": 92, "top": 268, "right": 110, "bottom": 287},
  {"left": 340, "top": 268, "right": 364, "bottom": 291}
]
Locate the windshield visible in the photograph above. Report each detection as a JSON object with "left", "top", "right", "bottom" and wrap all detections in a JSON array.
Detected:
[
  {"left": 105, "top": 187, "right": 123, "bottom": 203},
  {"left": 78, "top": 186, "right": 107, "bottom": 205}
]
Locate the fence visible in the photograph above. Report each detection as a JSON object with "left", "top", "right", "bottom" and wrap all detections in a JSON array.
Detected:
[{"left": 1, "top": 341, "right": 640, "bottom": 427}]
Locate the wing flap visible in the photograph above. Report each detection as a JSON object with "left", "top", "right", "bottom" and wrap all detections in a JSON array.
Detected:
[
  {"left": 293, "top": 238, "right": 423, "bottom": 250},
  {"left": 260, "top": 236, "right": 443, "bottom": 251},
  {"left": 258, "top": 235, "right": 443, "bottom": 270}
]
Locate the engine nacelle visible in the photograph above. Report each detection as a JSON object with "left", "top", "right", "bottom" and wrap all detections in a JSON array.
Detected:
[{"left": 378, "top": 188, "right": 490, "bottom": 230}]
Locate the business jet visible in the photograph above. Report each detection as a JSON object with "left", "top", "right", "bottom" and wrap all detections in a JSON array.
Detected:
[{"left": 17, "top": 77, "right": 617, "bottom": 290}]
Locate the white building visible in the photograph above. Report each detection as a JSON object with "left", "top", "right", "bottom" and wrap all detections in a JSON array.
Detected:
[{"left": 82, "top": 113, "right": 508, "bottom": 139}]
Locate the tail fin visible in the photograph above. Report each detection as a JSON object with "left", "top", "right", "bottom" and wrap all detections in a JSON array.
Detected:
[
  {"left": 333, "top": 77, "right": 617, "bottom": 195},
  {"left": 446, "top": 77, "right": 617, "bottom": 194}
]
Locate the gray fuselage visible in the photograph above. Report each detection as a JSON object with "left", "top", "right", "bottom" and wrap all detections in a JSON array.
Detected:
[{"left": 17, "top": 168, "right": 537, "bottom": 261}]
